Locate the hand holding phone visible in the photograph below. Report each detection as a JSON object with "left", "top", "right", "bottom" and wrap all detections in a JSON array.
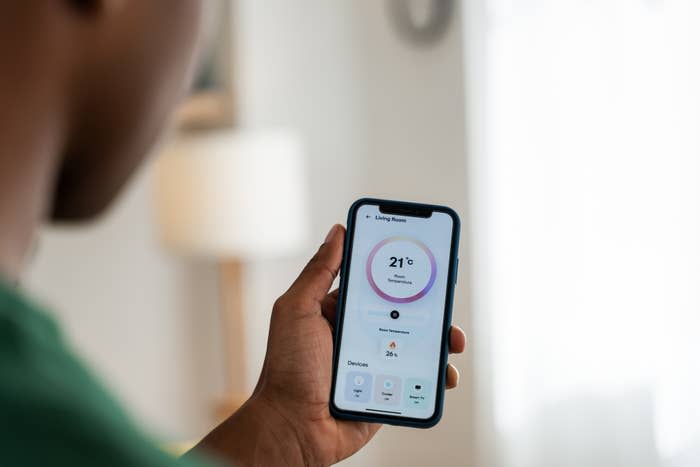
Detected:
[{"left": 195, "top": 210, "right": 464, "bottom": 466}]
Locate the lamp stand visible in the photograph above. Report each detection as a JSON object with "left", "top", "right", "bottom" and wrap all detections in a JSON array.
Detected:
[{"left": 216, "top": 260, "right": 249, "bottom": 420}]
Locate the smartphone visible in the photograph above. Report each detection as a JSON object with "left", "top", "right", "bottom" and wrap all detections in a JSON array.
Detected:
[{"left": 330, "top": 198, "right": 460, "bottom": 428}]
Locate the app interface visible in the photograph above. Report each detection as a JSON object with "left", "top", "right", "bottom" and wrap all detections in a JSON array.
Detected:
[{"left": 334, "top": 204, "right": 454, "bottom": 419}]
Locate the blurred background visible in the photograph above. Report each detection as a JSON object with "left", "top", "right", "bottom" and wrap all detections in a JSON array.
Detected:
[{"left": 22, "top": 0, "right": 700, "bottom": 466}]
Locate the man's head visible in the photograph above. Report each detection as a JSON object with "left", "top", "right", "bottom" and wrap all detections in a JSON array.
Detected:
[{"left": 1, "top": 0, "right": 203, "bottom": 220}]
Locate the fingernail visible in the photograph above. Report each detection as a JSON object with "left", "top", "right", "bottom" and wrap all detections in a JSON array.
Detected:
[{"left": 324, "top": 224, "right": 338, "bottom": 243}]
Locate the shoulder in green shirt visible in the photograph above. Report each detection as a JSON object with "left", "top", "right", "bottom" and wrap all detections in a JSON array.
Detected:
[{"left": 0, "top": 282, "right": 216, "bottom": 467}]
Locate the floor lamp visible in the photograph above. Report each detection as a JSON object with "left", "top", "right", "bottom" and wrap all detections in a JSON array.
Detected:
[{"left": 153, "top": 129, "right": 307, "bottom": 419}]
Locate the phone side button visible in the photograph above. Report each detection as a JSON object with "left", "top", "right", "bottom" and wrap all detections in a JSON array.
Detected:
[{"left": 454, "top": 258, "right": 459, "bottom": 284}]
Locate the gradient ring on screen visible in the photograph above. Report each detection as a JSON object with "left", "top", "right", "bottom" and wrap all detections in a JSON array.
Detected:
[{"left": 365, "top": 236, "right": 437, "bottom": 303}]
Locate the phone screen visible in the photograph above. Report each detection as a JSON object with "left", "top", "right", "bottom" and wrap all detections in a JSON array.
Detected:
[{"left": 332, "top": 202, "right": 456, "bottom": 421}]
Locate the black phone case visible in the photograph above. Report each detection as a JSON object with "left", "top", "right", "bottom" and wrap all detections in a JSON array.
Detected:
[{"left": 329, "top": 198, "right": 461, "bottom": 428}]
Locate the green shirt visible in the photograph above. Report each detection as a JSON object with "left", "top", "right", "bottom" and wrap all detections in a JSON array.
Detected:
[{"left": 0, "top": 283, "right": 216, "bottom": 467}]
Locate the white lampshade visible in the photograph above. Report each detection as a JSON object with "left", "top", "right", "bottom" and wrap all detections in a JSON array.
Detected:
[{"left": 153, "top": 129, "right": 309, "bottom": 259}]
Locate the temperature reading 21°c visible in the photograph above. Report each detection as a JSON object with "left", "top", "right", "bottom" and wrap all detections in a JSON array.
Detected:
[{"left": 389, "top": 256, "right": 414, "bottom": 268}]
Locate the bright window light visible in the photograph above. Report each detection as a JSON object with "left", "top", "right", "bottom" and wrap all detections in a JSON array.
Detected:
[{"left": 471, "top": 1, "right": 700, "bottom": 465}]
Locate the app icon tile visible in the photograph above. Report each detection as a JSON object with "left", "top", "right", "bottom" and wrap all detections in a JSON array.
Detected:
[
  {"left": 404, "top": 378, "right": 431, "bottom": 409},
  {"left": 344, "top": 371, "right": 372, "bottom": 403},
  {"left": 374, "top": 374, "right": 402, "bottom": 405}
]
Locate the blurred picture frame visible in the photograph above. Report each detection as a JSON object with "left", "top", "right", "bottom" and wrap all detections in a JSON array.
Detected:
[{"left": 175, "top": 0, "right": 235, "bottom": 130}]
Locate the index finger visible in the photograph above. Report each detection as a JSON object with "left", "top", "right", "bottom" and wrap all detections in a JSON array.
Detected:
[{"left": 286, "top": 224, "right": 345, "bottom": 304}]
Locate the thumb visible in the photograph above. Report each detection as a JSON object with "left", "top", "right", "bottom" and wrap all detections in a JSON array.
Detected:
[{"left": 286, "top": 224, "right": 345, "bottom": 304}]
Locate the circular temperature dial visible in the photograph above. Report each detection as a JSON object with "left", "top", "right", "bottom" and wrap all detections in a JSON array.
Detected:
[{"left": 365, "top": 237, "right": 437, "bottom": 303}]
